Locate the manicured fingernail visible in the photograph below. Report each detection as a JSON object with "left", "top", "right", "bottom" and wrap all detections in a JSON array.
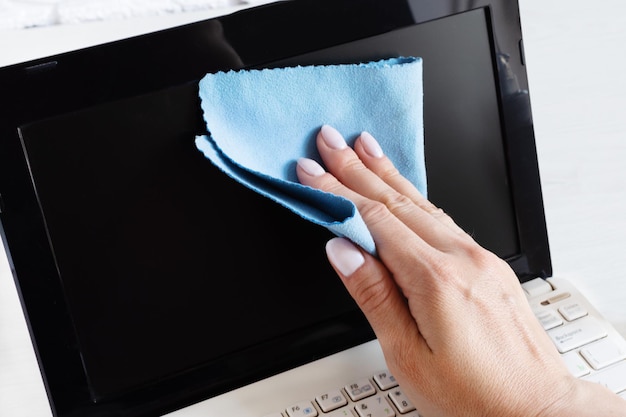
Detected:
[
  {"left": 325, "top": 237, "right": 365, "bottom": 277},
  {"left": 320, "top": 125, "right": 347, "bottom": 150},
  {"left": 297, "top": 157, "right": 325, "bottom": 177},
  {"left": 360, "top": 131, "right": 384, "bottom": 158}
]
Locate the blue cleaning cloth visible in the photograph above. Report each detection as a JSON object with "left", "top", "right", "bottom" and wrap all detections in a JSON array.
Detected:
[{"left": 195, "top": 56, "right": 425, "bottom": 255}]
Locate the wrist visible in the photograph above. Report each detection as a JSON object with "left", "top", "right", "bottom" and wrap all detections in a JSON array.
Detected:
[{"left": 538, "top": 378, "right": 626, "bottom": 417}]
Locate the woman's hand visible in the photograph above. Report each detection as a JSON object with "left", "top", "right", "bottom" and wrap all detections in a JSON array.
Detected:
[{"left": 296, "top": 125, "right": 626, "bottom": 417}]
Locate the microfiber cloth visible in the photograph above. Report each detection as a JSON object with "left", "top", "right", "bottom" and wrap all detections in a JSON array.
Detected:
[{"left": 195, "top": 56, "right": 425, "bottom": 255}]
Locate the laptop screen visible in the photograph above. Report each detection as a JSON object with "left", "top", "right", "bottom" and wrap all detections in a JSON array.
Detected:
[{"left": 0, "top": 0, "right": 550, "bottom": 415}]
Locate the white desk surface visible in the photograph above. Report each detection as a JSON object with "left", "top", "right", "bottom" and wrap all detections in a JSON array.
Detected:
[{"left": 1, "top": 0, "right": 626, "bottom": 415}]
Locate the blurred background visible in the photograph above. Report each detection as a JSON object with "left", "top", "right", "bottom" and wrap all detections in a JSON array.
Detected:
[{"left": 0, "top": 0, "right": 275, "bottom": 30}]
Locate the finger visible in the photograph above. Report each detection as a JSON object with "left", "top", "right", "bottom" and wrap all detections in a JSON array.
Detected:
[
  {"left": 314, "top": 125, "right": 471, "bottom": 251},
  {"left": 354, "top": 130, "right": 467, "bottom": 236},
  {"left": 324, "top": 237, "right": 427, "bottom": 353},
  {"left": 297, "top": 156, "right": 444, "bottom": 284},
  {"left": 295, "top": 156, "right": 375, "bottom": 211}
]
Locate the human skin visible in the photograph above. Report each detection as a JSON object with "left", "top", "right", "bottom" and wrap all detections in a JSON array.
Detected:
[{"left": 295, "top": 125, "right": 626, "bottom": 417}]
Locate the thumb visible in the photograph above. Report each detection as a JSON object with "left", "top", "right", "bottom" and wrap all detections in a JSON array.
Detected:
[{"left": 325, "top": 238, "right": 418, "bottom": 345}]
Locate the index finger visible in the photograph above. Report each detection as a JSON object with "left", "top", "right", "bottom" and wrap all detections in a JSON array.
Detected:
[
  {"left": 313, "top": 125, "right": 473, "bottom": 252},
  {"left": 354, "top": 131, "right": 467, "bottom": 237}
]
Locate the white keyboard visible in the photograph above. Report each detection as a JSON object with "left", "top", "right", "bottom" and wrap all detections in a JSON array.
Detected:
[
  {"left": 261, "top": 278, "right": 626, "bottom": 417},
  {"left": 523, "top": 277, "right": 626, "bottom": 395},
  {"left": 262, "top": 370, "right": 417, "bottom": 417}
]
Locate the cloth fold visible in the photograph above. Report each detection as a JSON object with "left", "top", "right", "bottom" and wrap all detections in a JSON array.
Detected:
[{"left": 195, "top": 56, "right": 425, "bottom": 255}]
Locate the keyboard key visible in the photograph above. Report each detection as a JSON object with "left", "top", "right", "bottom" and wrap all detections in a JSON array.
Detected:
[
  {"left": 345, "top": 378, "right": 376, "bottom": 401},
  {"left": 539, "top": 292, "right": 571, "bottom": 306},
  {"left": 580, "top": 338, "right": 626, "bottom": 370},
  {"left": 561, "top": 351, "right": 591, "bottom": 377},
  {"left": 285, "top": 401, "right": 318, "bottom": 417},
  {"left": 315, "top": 389, "right": 347, "bottom": 412},
  {"left": 547, "top": 316, "right": 607, "bottom": 353},
  {"left": 582, "top": 361, "right": 626, "bottom": 394},
  {"left": 535, "top": 310, "right": 563, "bottom": 330},
  {"left": 373, "top": 371, "right": 398, "bottom": 390},
  {"left": 558, "top": 303, "right": 587, "bottom": 321},
  {"left": 355, "top": 395, "right": 395, "bottom": 417},
  {"left": 325, "top": 407, "right": 354, "bottom": 417},
  {"left": 388, "top": 388, "right": 416, "bottom": 413},
  {"left": 521, "top": 278, "right": 553, "bottom": 297}
]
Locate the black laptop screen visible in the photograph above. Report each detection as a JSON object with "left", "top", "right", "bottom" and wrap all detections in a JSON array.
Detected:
[{"left": 17, "top": 7, "right": 516, "bottom": 401}]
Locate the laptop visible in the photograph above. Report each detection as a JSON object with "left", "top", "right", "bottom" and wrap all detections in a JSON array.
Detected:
[{"left": 0, "top": 0, "right": 624, "bottom": 416}]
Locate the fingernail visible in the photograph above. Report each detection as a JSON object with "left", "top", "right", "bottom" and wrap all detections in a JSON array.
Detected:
[
  {"left": 297, "top": 157, "right": 325, "bottom": 177},
  {"left": 325, "top": 237, "right": 365, "bottom": 277},
  {"left": 360, "top": 131, "right": 384, "bottom": 158},
  {"left": 320, "top": 125, "right": 347, "bottom": 150}
]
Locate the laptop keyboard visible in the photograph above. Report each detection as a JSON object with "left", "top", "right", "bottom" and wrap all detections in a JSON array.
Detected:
[
  {"left": 262, "top": 370, "right": 417, "bottom": 417},
  {"left": 523, "top": 277, "right": 626, "bottom": 395},
  {"left": 263, "top": 278, "right": 626, "bottom": 417}
]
